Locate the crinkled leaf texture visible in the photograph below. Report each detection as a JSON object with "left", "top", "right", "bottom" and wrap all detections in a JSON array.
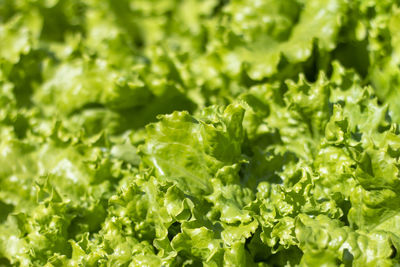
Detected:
[{"left": 2, "top": 0, "right": 400, "bottom": 266}]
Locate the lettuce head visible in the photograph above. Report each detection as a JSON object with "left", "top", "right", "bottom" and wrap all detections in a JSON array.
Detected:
[{"left": 1, "top": 0, "right": 400, "bottom": 266}]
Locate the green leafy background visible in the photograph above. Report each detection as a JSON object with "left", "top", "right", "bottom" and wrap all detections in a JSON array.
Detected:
[{"left": 1, "top": 0, "right": 400, "bottom": 266}]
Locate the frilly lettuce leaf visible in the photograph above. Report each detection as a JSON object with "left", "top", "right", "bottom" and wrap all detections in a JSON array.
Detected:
[
  {"left": 140, "top": 104, "right": 245, "bottom": 194},
  {"left": 296, "top": 214, "right": 398, "bottom": 266},
  {"left": 216, "top": 0, "right": 347, "bottom": 80},
  {"left": 367, "top": 4, "right": 400, "bottom": 122}
]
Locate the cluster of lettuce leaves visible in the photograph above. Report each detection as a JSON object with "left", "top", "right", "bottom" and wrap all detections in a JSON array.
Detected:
[{"left": 2, "top": 0, "right": 400, "bottom": 266}]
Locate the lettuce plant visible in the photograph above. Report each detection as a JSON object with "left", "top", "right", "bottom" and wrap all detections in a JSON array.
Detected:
[{"left": 1, "top": 0, "right": 400, "bottom": 266}]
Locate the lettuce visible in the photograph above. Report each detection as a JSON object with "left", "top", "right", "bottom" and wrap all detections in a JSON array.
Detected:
[{"left": 1, "top": 0, "right": 400, "bottom": 266}]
